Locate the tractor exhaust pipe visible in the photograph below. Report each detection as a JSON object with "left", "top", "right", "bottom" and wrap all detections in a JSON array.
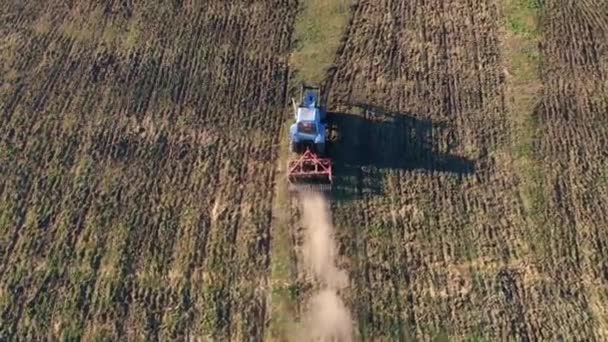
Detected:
[{"left": 292, "top": 98, "right": 298, "bottom": 118}]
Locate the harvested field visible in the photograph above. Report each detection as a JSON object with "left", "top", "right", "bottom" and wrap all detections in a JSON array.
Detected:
[
  {"left": 306, "top": 0, "right": 607, "bottom": 340},
  {"left": 532, "top": 1, "right": 608, "bottom": 339},
  {"left": 323, "top": 0, "right": 527, "bottom": 339},
  {"left": 0, "top": 1, "right": 295, "bottom": 340},
  {"left": 1, "top": 0, "right": 608, "bottom": 341}
]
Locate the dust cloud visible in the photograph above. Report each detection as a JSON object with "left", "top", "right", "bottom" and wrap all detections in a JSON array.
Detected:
[{"left": 296, "top": 191, "right": 353, "bottom": 342}]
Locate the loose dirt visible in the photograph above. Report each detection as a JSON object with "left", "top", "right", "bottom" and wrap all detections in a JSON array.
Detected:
[{"left": 297, "top": 191, "right": 353, "bottom": 342}]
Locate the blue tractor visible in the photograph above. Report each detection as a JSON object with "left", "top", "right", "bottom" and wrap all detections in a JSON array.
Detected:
[
  {"left": 290, "top": 85, "right": 327, "bottom": 156},
  {"left": 287, "top": 85, "right": 332, "bottom": 192}
]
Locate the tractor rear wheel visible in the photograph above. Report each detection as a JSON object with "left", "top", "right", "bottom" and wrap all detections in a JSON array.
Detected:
[
  {"left": 291, "top": 141, "right": 300, "bottom": 153},
  {"left": 315, "top": 142, "right": 325, "bottom": 156},
  {"left": 320, "top": 108, "right": 327, "bottom": 123}
]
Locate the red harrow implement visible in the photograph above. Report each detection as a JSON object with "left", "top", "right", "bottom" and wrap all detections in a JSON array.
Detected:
[{"left": 287, "top": 148, "right": 332, "bottom": 193}]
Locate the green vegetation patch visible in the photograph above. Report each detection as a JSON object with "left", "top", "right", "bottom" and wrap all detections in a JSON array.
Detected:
[
  {"left": 501, "top": 0, "right": 549, "bottom": 256},
  {"left": 290, "top": 0, "right": 353, "bottom": 84}
]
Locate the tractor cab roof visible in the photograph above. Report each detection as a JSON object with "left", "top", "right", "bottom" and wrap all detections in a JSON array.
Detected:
[{"left": 296, "top": 107, "right": 318, "bottom": 122}]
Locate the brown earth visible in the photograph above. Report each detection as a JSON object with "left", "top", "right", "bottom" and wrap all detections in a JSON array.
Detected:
[
  {"left": 0, "top": 1, "right": 296, "bottom": 340},
  {"left": 1, "top": 0, "right": 607, "bottom": 341}
]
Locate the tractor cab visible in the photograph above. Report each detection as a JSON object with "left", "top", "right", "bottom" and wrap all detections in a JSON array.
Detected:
[
  {"left": 295, "top": 107, "right": 320, "bottom": 135},
  {"left": 290, "top": 85, "right": 327, "bottom": 155}
]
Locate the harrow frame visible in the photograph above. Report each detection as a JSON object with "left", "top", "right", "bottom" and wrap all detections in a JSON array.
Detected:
[{"left": 287, "top": 148, "right": 332, "bottom": 192}]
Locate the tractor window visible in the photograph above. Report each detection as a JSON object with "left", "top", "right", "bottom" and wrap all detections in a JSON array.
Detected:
[{"left": 298, "top": 121, "right": 316, "bottom": 134}]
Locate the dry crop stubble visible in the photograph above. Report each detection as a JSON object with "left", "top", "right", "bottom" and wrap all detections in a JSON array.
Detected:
[
  {"left": 318, "top": 0, "right": 608, "bottom": 339},
  {"left": 530, "top": 0, "right": 608, "bottom": 338},
  {"left": 2, "top": 0, "right": 607, "bottom": 340},
  {"left": 325, "top": 0, "right": 519, "bottom": 339},
  {"left": 318, "top": 0, "right": 606, "bottom": 339},
  {"left": 0, "top": 0, "right": 296, "bottom": 340}
]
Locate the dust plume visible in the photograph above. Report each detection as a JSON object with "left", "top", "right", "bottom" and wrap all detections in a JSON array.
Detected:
[{"left": 296, "top": 191, "right": 353, "bottom": 342}]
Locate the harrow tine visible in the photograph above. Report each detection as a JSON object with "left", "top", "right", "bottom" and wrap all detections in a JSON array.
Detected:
[{"left": 287, "top": 182, "right": 332, "bottom": 194}]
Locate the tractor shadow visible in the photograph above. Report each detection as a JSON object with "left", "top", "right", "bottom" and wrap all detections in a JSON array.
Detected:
[{"left": 326, "top": 103, "right": 476, "bottom": 200}]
